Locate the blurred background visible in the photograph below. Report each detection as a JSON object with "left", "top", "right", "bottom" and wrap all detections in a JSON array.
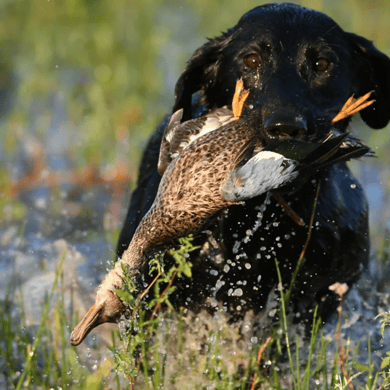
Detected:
[
  {"left": 0, "top": 0, "right": 389, "bottom": 241},
  {"left": 0, "top": 0, "right": 390, "bottom": 386},
  {"left": 1, "top": 0, "right": 390, "bottom": 240}
]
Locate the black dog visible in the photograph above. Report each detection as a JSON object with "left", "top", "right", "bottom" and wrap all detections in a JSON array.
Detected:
[{"left": 117, "top": 4, "right": 390, "bottom": 323}]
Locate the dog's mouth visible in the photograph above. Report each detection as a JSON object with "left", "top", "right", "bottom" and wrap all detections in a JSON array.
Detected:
[
  {"left": 224, "top": 80, "right": 375, "bottom": 203},
  {"left": 243, "top": 92, "right": 375, "bottom": 147},
  {"left": 237, "top": 70, "right": 376, "bottom": 147}
]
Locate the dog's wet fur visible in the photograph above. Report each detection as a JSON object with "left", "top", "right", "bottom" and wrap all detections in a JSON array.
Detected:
[{"left": 116, "top": 4, "right": 390, "bottom": 324}]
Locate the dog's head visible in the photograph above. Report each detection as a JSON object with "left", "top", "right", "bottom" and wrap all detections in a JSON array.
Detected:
[{"left": 173, "top": 3, "right": 390, "bottom": 143}]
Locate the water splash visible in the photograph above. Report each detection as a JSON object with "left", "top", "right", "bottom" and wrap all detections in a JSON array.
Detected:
[{"left": 232, "top": 192, "right": 271, "bottom": 256}]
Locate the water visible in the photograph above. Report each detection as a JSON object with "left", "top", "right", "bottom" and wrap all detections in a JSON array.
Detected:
[{"left": 0, "top": 82, "right": 122, "bottom": 324}]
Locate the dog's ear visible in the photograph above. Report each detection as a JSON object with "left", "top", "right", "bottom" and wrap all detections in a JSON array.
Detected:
[
  {"left": 173, "top": 31, "right": 234, "bottom": 120},
  {"left": 347, "top": 33, "right": 390, "bottom": 129}
]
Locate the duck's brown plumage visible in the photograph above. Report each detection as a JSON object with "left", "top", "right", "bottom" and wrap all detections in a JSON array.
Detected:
[
  {"left": 70, "top": 84, "right": 249, "bottom": 346},
  {"left": 70, "top": 81, "right": 374, "bottom": 346}
]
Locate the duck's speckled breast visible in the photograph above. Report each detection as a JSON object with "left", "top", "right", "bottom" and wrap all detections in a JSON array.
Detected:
[
  {"left": 157, "top": 125, "right": 247, "bottom": 214},
  {"left": 132, "top": 124, "right": 250, "bottom": 250}
]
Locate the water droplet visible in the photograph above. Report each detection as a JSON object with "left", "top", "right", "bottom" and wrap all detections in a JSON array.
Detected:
[
  {"left": 268, "top": 309, "right": 277, "bottom": 317},
  {"left": 232, "top": 288, "right": 243, "bottom": 296}
]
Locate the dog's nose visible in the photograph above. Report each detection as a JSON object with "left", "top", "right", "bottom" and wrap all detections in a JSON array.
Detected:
[{"left": 263, "top": 115, "right": 307, "bottom": 144}]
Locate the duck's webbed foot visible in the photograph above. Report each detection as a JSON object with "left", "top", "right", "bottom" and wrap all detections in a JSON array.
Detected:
[
  {"left": 232, "top": 78, "right": 250, "bottom": 120},
  {"left": 332, "top": 92, "right": 374, "bottom": 123}
]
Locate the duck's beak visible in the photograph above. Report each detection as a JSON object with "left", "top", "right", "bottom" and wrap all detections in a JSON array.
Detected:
[
  {"left": 70, "top": 304, "right": 105, "bottom": 346},
  {"left": 70, "top": 291, "right": 124, "bottom": 346}
]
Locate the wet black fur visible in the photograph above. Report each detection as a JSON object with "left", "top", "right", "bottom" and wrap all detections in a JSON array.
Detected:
[{"left": 117, "top": 4, "right": 390, "bottom": 323}]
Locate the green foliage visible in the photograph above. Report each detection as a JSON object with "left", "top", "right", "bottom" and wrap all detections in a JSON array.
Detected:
[
  {"left": 0, "top": 252, "right": 112, "bottom": 389},
  {"left": 14, "top": 252, "right": 67, "bottom": 390},
  {"left": 1, "top": 0, "right": 388, "bottom": 172},
  {"left": 0, "top": 0, "right": 169, "bottom": 174},
  {"left": 0, "top": 168, "right": 27, "bottom": 222},
  {"left": 166, "top": 235, "right": 197, "bottom": 279},
  {"left": 114, "top": 262, "right": 138, "bottom": 309},
  {"left": 105, "top": 238, "right": 381, "bottom": 389},
  {"left": 111, "top": 235, "right": 198, "bottom": 382},
  {"left": 0, "top": 235, "right": 386, "bottom": 389},
  {"left": 377, "top": 313, "right": 390, "bottom": 388},
  {"left": 378, "top": 312, "right": 390, "bottom": 338},
  {"left": 0, "top": 200, "right": 27, "bottom": 222}
]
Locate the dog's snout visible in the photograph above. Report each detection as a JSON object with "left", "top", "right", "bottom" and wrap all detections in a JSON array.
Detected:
[{"left": 263, "top": 115, "right": 307, "bottom": 143}]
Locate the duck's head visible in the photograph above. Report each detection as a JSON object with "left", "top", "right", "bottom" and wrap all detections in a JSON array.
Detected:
[{"left": 70, "top": 288, "right": 125, "bottom": 346}]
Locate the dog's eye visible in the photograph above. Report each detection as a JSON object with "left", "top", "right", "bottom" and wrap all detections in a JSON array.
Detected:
[
  {"left": 315, "top": 58, "right": 330, "bottom": 72},
  {"left": 244, "top": 54, "right": 261, "bottom": 68}
]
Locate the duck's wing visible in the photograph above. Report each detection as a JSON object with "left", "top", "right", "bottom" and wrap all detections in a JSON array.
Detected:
[
  {"left": 158, "top": 109, "right": 184, "bottom": 176},
  {"left": 158, "top": 107, "right": 235, "bottom": 176},
  {"left": 315, "top": 134, "right": 373, "bottom": 168},
  {"left": 221, "top": 133, "right": 372, "bottom": 202},
  {"left": 284, "top": 133, "right": 373, "bottom": 169},
  {"left": 221, "top": 147, "right": 299, "bottom": 202},
  {"left": 261, "top": 134, "right": 349, "bottom": 168}
]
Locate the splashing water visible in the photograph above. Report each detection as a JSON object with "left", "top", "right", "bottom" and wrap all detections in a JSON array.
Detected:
[{"left": 232, "top": 192, "right": 271, "bottom": 256}]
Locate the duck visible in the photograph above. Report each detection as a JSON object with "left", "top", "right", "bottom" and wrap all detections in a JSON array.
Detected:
[{"left": 70, "top": 79, "right": 373, "bottom": 346}]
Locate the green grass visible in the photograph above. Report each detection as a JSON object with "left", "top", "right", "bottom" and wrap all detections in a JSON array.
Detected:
[
  {"left": 1, "top": 236, "right": 390, "bottom": 389},
  {"left": 99, "top": 238, "right": 388, "bottom": 389},
  {"left": 0, "top": 253, "right": 119, "bottom": 389}
]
